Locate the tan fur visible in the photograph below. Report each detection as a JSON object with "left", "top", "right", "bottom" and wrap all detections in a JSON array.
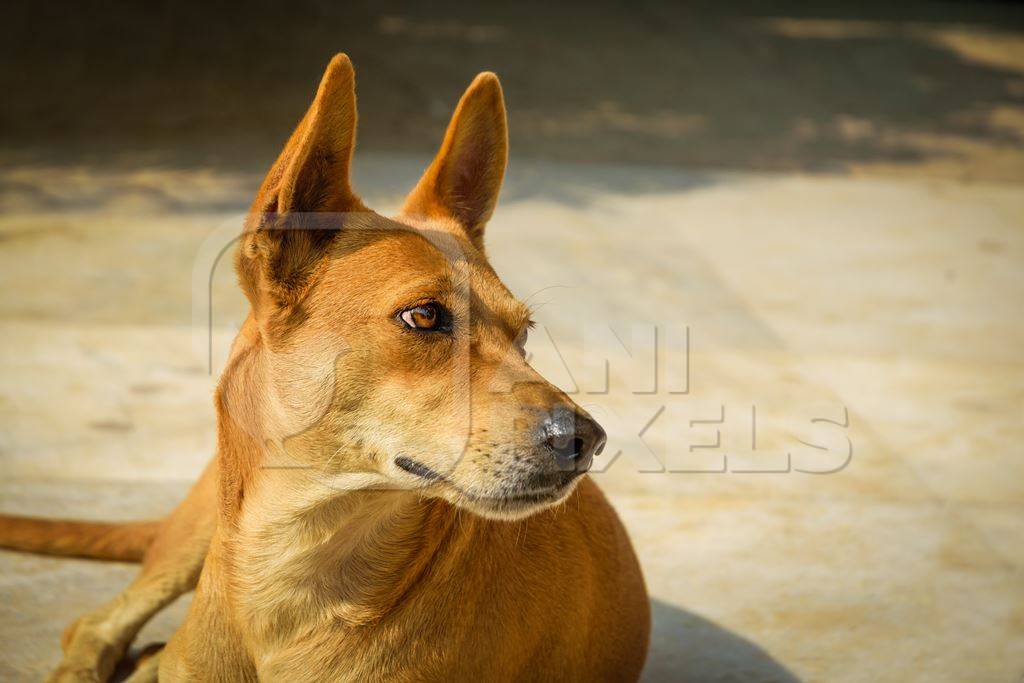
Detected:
[
  {"left": 2, "top": 54, "right": 650, "bottom": 682},
  {"left": 0, "top": 516, "right": 159, "bottom": 562}
]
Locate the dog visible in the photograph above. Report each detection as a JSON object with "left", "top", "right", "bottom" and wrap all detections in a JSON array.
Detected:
[{"left": 0, "top": 54, "right": 650, "bottom": 682}]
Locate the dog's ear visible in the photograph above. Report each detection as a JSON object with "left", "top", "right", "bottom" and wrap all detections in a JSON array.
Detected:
[
  {"left": 403, "top": 72, "right": 508, "bottom": 249},
  {"left": 239, "top": 53, "right": 365, "bottom": 305},
  {"left": 266, "top": 53, "right": 361, "bottom": 215}
]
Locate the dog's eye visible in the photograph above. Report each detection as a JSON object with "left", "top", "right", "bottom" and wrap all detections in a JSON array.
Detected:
[
  {"left": 399, "top": 303, "right": 450, "bottom": 332},
  {"left": 515, "top": 327, "right": 529, "bottom": 355}
]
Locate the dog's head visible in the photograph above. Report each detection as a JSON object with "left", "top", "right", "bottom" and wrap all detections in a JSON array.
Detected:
[{"left": 224, "top": 54, "right": 604, "bottom": 520}]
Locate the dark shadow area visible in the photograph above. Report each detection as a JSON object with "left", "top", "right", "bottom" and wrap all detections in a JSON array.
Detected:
[
  {"left": 645, "top": 599, "right": 801, "bottom": 682},
  {"left": 357, "top": 154, "right": 722, "bottom": 209},
  {"left": 2, "top": 1, "right": 1023, "bottom": 180}
]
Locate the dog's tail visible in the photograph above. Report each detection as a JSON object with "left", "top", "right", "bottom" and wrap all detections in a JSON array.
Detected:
[{"left": 0, "top": 514, "right": 161, "bottom": 562}]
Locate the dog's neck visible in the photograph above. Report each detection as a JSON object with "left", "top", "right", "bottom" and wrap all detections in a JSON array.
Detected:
[{"left": 225, "top": 469, "right": 465, "bottom": 638}]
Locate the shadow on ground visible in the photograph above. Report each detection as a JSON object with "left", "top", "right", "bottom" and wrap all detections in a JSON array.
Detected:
[
  {"left": 645, "top": 600, "right": 800, "bottom": 682},
  {"left": 2, "top": 1, "right": 1023, "bottom": 180}
]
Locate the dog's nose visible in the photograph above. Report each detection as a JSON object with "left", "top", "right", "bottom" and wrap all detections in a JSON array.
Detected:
[{"left": 541, "top": 407, "right": 607, "bottom": 473}]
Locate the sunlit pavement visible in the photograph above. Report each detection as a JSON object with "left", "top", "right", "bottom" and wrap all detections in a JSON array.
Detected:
[
  {"left": 5, "top": 1, "right": 1024, "bottom": 678},
  {"left": 0, "top": 152, "right": 1021, "bottom": 681}
]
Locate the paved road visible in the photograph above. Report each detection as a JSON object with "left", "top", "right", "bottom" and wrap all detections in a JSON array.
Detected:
[{"left": 1, "top": 3, "right": 1023, "bottom": 681}]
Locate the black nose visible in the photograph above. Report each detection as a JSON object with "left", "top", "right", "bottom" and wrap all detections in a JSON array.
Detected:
[{"left": 541, "top": 407, "right": 607, "bottom": 473}]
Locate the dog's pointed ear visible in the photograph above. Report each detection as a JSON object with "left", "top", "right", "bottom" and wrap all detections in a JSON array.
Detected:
[
  {"left": 260, "top": 53, "right": 362, "bottom": 215},
  {"left": 402, "top": 72, "right": 508, "bottom": 249},
  {"left": 240, "top": 54, "right": 365, "bottom": 306}
]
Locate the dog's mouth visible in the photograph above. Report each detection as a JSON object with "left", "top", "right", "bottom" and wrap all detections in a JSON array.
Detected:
[
  {"left": 394, "top": 456, "right": 444, "bottom": 482},
  {"left": 394, "top": 455, "right": 577, "bottom": 513}
]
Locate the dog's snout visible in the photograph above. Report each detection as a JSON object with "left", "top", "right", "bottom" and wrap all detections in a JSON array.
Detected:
[{"left": 541, "top": 408, "right": 606, "bottom": 473}]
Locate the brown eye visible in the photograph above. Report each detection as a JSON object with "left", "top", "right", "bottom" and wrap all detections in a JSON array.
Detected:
[
  {"left": 399, "top": 303, "right": 451, "bottom": 332},
  {"left": 515, "top": 328, "right": 529, "bottom": 354}
]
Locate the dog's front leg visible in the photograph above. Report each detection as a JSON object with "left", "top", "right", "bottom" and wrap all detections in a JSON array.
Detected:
[
  {"left": 47, "top": 461, "right": 217, "bottom": 682},
  {"left": 48, "top": 571, "right": 189, "bottom": 683}
]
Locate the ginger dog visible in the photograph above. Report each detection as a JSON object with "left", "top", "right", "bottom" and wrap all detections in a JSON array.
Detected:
[{"left": 0, "top": 54, "right": 650, "bottom": 682}]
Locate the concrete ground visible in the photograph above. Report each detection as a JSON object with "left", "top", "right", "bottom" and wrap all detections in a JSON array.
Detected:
[{"left": 1, "top": 2, "right": 1023, "bottom": 681}]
